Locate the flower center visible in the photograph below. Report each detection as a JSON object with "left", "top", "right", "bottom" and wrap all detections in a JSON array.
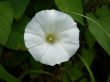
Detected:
[{"left": 46, "top": 34, "right": 56, "bottom": 44}]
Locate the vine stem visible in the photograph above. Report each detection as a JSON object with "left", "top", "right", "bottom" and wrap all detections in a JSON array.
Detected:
[{"left": 78, "top": 54, "right": 95, "bottom": 82}]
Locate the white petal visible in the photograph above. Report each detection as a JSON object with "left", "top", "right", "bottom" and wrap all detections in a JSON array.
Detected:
[
  {"left": 60, "top": 28, "right": 79, "bottom": 43},
  {"left": 35, "top": 10, "right": 53, "bottom": 33},
  {"left": 40, "top": 43, "right": 70, "bottom": 66},
  {"left": 59, "top": 28, "right": 79, "bottom": 57},
  {"left": 24, "top": 33, "right": 44, "bottom": 48},
  {"left": 51, "top": 11, "right": 77, "bottom": 33},
  {"left": 35, "top": 9, "right": 77, "bottom": 33},
  {"left": 28, "top": 43, "right": 50, "bottom": 61},
  {"left": 25, "top": 17, "right": 45, "bottom": 37},
  {"left": 60, "top": 41, "right": 79, "bottom": 57}
]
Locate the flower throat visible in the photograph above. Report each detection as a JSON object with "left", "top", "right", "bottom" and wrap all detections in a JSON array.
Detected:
[{"left": 46, "top": 34, "right": 56, "bottom": 44}]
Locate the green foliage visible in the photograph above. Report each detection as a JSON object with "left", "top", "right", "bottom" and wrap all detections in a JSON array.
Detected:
[
  {"left": 0, "top": 64, "right": 21, "bottom": 82},
  {"left": 81, "top": 48, "right": 95, "bottom": 66},
  {"left": 0, "top": 1, "right": 13, "bottom": 45},
  {"left": 78, "top": 55, "right": 95, "bottom": 82},
  {"left": 63, "top": 73, "right": 71, "bottom": 82},
  {"left": 62, "top": 62, "right": 83, "bottom": 81},
  {"left": 0, "top": 0, "right": 110, "bottom": 82},
  {"left": 80, "top": 77, "right": 88, "bottom": 82},
  {"left": 85, "top": 31, "right": 96, "bottom": 49},
  {"left": 0, "top": 45, "right": 3, "bottom": 60},
  {"left": 22, "top": 69, "right": 54, "bottom": 78},
  {"left": 87, "top": 5, "right": 110, "bottom": 55},
  {"left": 9, "top": 0, "right": 29, "bottom": 19},
  {"left": 5, "top": 16, "right": 29, "bottom": 50},
  {"left": 55, "top": 0, "right": 84, "bottom": 25}
]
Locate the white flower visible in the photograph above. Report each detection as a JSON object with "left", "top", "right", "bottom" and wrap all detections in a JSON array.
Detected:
[{"left": 24, "top": 9, "right": 79, "bottom": 66}]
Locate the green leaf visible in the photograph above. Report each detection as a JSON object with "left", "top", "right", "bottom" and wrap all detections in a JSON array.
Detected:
[
  {"left": 78, "top": 55, "right": 95, "bottom": 82},
  {"left": 85, "top": 31, "right": 96, "bottom": 49},
  {"left": 0, "top": 45, "right": 3, "bottom": 61},
  {"left": 0, "top": 1, "right": 13, "bottom": 45},
  {"left": 80, "top": 77, "right": 87, "bottom": 82},
  {"left": 0, "top": 64, "right": 21, "bottom": 82},
  {"left": 87, "top": 5, "right": 110, "bottom": 55},
  {"left": 55, "top": 0, "right": 84, "bottom": 25},
  {"left": 5, "top": 16, "right": 29, "bottom": 50},
  {"left": 63, "top": 73, "right": 71, "bottom": 82},
  {"left": 9, "top": 0, "right": 29, "bottom": 19},
  {"left": 29, "top": 55, "right": 43, "bottom": 70},
  {"left": 81, "top": 48, "right": 95, "bottom": 66}
]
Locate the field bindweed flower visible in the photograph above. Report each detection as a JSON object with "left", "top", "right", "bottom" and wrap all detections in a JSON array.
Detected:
[{"left": 24, "top": 10, "right": 80, "bottom": 66}]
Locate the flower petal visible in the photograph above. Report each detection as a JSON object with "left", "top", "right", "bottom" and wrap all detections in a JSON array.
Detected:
[
  {"left": 35, "top": 10, "right": 53, "bottom": 33},
  {"left": 40, "top": 43, "right": 70, "bottom": 66},
  {"left": 59, "top": 28, "right": 79, "bottom": 57},
  {"left": 60, "top": 28, "right": 79, "bottom": 43},
  {"left": 60, "top": 41, "right": 79, "bottom": 57},
  {"left": 51, "top": 11, "right": 77, "bottom": 33},
  {"left": 28, "top": 43, "right": 50, "bottom": 61},
  {"left": 25, "top": 17, "right": 45, "bottom": 37},
  {"left": 35, "top": 9, "right": 77, "bottom": 33},
  {"left": 24, "top": 33, "right": 44, "bottom": 48}
]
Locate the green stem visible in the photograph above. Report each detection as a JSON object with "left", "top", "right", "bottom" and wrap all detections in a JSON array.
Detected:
[
  {"left": 78, "top": 54, "right": 95, "bottom": 82},
  {"left": 18, "top": 70, "right": 55, "bottom": 80}
]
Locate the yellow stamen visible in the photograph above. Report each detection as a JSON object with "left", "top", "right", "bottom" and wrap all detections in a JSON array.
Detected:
[{"left": 46, "top": 34, "right": 56, "bottom": 44}]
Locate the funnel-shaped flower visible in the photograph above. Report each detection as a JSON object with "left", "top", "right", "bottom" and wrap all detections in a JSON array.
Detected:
[{"left": 24, "top": 10, "right": 79, "bottom": 66}]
